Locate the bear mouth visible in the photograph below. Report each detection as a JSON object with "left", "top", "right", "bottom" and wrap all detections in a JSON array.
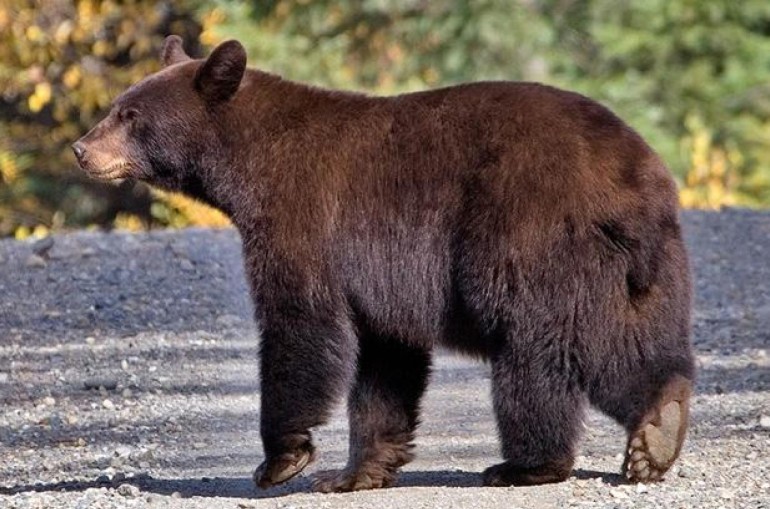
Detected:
[{"left": 89, "top": 161, "right": 131, "bottom": 181}]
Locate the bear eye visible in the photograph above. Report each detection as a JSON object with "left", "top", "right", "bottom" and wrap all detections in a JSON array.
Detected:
[{"left": 119, "top": 108, "right": 138, "bottom": 123}]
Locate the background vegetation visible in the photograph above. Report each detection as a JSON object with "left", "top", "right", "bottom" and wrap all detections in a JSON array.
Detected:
[{"left": 2, "top": 0, "right": 770, "bottom": 238}]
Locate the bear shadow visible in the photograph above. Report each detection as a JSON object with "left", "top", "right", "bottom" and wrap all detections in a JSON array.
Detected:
[{"left": 0, "top": 469, "right": 625, "bottom": 499}]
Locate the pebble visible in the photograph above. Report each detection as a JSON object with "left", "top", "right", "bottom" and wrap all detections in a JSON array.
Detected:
[
  {"left": 759, "top": 415, "right": 770, "bottom": 428},
  {"left": 114, "top": 445, "right": 132, "bottom": 457},
  {"left": 610, "top": 488, "right": 629, "bottom": 499},
  {"left": 636, "top": 483, "right": 649, "bottom": 494},
  {"left": 102, "top": 399, "right": 115, "bottom": 410},
  {"left": 25, "top": 254, "right": 47, "bottom": 268},
  {"left": 171, "top": 491, "right": 182, "bottom": 498},
  {"left": 32, "top": 236, "right": 54, "bottom": 257},
  {"left": 42, "top": 396, "right": 56, "bottom": 406},
  {"left": 116, "top": 483, "right": 140, "bottom": 497},
  {"left": 0, "top": 372, "right": 9, "bottom": 383}
]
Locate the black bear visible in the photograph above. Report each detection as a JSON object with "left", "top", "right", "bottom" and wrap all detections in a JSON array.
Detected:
[{"left": 74, "top": 36, "right": 694, "bottom": 492}]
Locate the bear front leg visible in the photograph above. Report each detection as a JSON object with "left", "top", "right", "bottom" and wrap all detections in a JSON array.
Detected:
[
  {"left": 313, "top": 333, "right": 431, "bottom": 492},
  {"left": 253, "top": 311, "right": 357, "bottom": 489}
]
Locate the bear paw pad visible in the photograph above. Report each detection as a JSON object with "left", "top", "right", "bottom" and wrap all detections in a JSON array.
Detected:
[{"left": 624, "top": 399, "right": 684, "bottom": 483}]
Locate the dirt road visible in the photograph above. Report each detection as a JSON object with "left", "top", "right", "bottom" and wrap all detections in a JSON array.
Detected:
[{"left": 1, "top": 209, "right": 768, "bottom": 508}]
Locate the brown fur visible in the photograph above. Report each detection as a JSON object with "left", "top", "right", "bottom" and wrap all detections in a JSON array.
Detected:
[{"left": 74, "top": 37, "right": 695, "bottom": 491}]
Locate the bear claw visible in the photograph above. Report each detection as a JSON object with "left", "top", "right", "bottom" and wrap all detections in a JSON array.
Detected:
[{"left": 312, "top": 468, "right": 393, "bottom": 493}]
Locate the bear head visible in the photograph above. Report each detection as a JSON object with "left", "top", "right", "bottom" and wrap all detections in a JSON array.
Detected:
[{"left": 72, "top": 36, "right": 246, "bottom": 193}]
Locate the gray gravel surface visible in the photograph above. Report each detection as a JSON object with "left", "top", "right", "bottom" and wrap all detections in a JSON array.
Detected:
[{"left": 0, "top": 209, "right": 768, "bottom": 508}]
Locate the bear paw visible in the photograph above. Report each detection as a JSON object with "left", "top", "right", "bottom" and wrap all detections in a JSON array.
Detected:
[
  {"left": 482, "top": 458, "right": 573, "bottom": 487},
  {"left": 624, "top": 398, "right": 686, "bottom": 483},
  {"left": 253, "top": 448, "right": 314, "bottom": 489},
  {"left": 312, "top": 466, "right": 396, "bottom": 493}
]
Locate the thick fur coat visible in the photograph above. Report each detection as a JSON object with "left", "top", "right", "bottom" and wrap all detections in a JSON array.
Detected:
[{"left": 74, "top": 36, "right": 695, "bottom": 491}]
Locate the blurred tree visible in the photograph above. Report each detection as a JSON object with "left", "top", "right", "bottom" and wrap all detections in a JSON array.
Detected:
[
  {"left": 0, "top": 0, "right": 227, "bottom": 238},
  {"left": 542, "top": 0, "right": 770, "bottom": 206},
  {"left": 201, "top": 0, "right": 557, "bottom": 91},
  {"left": 2, "top": 0, "right": 770, "bottom": 238}
]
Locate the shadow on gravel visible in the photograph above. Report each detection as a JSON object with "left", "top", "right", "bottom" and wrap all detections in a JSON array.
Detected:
[
  {"left": 0, "top": 470, "right": 487, "bottom": 498},
  {"left": 571, "top": 469, "right": 625, "bottom": 486}
]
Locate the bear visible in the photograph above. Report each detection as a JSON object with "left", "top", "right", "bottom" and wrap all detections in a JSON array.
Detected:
[{"left": 73, "top": 35, "right": 695, "bottom": 492}]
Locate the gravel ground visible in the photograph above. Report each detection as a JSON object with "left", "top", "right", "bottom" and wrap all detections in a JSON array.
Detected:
[{"left": 0, "top": 209, "right": 768, "bottom": 509}]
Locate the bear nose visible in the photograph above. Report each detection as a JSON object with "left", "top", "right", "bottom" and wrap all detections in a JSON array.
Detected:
[{"left": 71, "top": 142, "right": 87, "bottom": 161}]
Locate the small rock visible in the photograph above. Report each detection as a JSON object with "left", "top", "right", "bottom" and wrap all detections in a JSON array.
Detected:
[
  {"left": 46, "top": 414, "right": 63, "bottom": 430},
  {"left": 171, "top": 491, "right": 182, "bottom": 498},
  {"left": 0, "top": 372, "right": 9, "bottom": 383},
  {"left": 114, "top": 446, "right": 132, "bottom": 457},
  {"left": 32, "top": 236, "right": 54, "bottom": 256},
  {"left": 610, "top": 488, "right": 629, "bottom": 499},
  {"left": 759, "top": 415, "right": 770, "bottom": 429},
  {"left": 96, "top": 475, "right": 111, "bottom": 484},
  {"left": 720, "top": 489, "right": 734, "bottom": 500},
  {"left": 129, "top": 449, "right": 154, "bottom": 462},
  {"left": 179, "top": 259, "right": 195, "bottom": 271},
  {"left": 116, "top": 483, "right": 140, "bottom": 497},
  {"left": 636, "top": 483, "right": 649, "bottom": 494},
  {"left": 122, "top": 388, "right": 133, "bottom": 398},
  {"left": 25, "top": 254, "right": 47, "bottom": 268},
  {"left": 85, "top": 337, "right": 96, "bottom": 346},
  {"left": 102, "top": 399, "right": 115, "bottom": 410},
  {"left": 677, "top": 466, "right": 690, "bottom": 478},
  {"left": 42, "top": 396, "right": 56, "bottom": 406}
]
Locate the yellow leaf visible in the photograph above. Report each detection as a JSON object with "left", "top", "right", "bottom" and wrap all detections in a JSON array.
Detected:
[
  {"left": 28, "top": 82, "right": 52, "bottom": 112},
  {"left": 63, "top": 66, "right": 81, "bottom": 89},
  {"left": 26, "top": 25, "right": 45, "bottom": 43}
]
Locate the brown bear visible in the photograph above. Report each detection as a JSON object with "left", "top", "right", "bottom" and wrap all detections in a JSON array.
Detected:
[{"left": 73, "top": 36, "right": 694, "bottom": 492}]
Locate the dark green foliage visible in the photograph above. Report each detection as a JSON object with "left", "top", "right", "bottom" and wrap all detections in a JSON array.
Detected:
[{"left": 2, "top": 0, "right": 769, "bottom": 237}]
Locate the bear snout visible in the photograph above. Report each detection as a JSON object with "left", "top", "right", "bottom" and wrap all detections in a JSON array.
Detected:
[{"left": 71, "top": 142, "right": 87, "bottom": 164}]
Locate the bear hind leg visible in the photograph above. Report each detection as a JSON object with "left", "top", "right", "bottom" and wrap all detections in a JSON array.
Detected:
[
  {"left": 484, "top": 337, "right": 584, "bottom": 487},
  {"left": 312, "top": 333, "right": 431, "bottom": 492},
  {"left": 586, "top": 338, "right": 694, "bottom": 483}
]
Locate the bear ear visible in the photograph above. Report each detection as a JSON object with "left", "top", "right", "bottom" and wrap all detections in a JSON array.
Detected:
[
  {"left": 161, "top": 35, "right": 191, "bottom": 67},
  {"left": 194, "top": 40, "right": 247, "bottom": 103}
]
